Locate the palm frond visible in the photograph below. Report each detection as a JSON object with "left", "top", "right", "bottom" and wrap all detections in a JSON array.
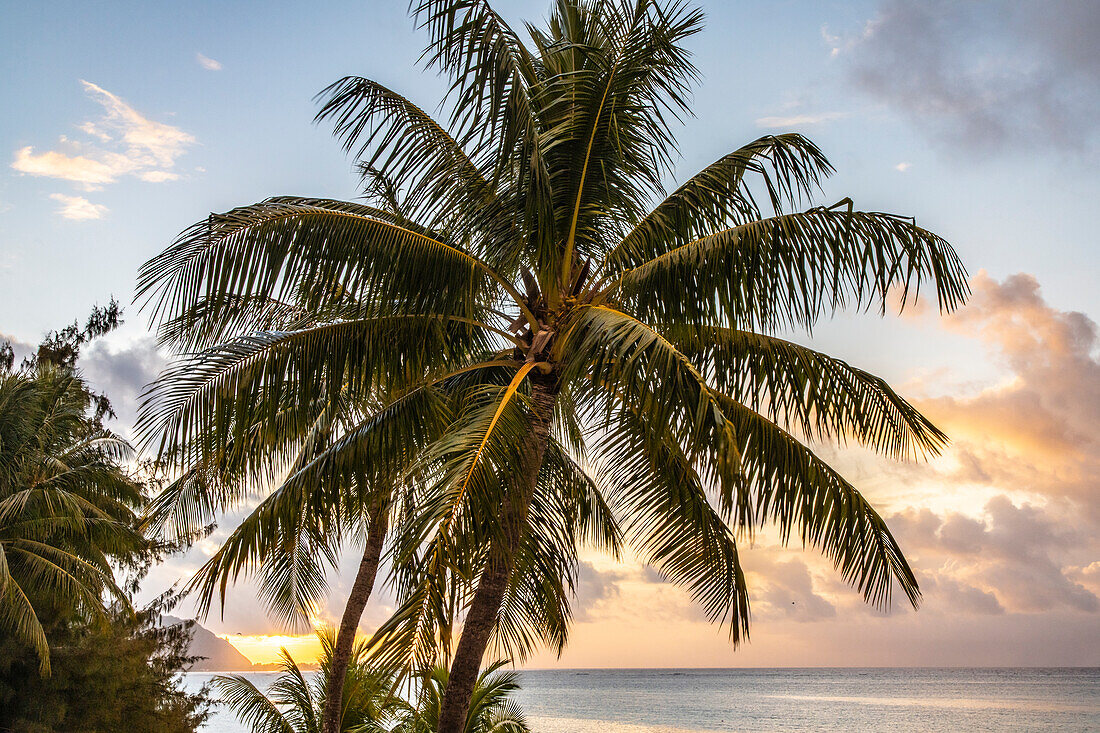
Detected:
[
  {"left": 587, "top": 394, "right": 750, "bottom": 641},
  {"left": 213, "top": 674, "right": 297, "bottom": 733},
  {"left": 671, "top": 326, "right": 947, "bottom": 459},
  {"left": 138, "top": 316, "right": 491, "bottom": 467},
  {"left": 136, "top": 199, "right": 510, "bottom": 337},
  {"left": 716, "top": 392, "right": 920, "bottom": 609},
  {"left": 605, "top": 133, "right": 833, "bottom": 271},
  {"left": 607, "top": 206, "right": 969, "bottom": 331}
]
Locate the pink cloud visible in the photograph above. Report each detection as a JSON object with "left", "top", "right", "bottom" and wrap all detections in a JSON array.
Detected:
[{"left": 921, "top": 271, "right": 1100, "bottom": 511}]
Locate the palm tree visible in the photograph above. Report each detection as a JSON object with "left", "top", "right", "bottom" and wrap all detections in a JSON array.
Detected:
[
  {"left": 0, "top": 364, "right": 146, "bottom": 674},
  {"left": 137, "top": 0, "right": 969, "bottom": 730},
  {"left": 393, "top": 662, "right": 529, "bottom": 733},
  {"left": 140, "top": 335, "right": 613, "bottom": 733},
  {"left": 214, "top": 628, "right": 398, "bottom": 733},
  {"left": 142, "top": 368, "right": 405, "bottom": 733}
]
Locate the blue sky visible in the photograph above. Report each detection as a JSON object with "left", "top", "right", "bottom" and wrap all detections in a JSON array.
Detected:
[
  {"left": 3, "top": 0, "right": 1097, "bottom": 338},
  {"left": 2, "top": 0, "right": 1098, "bottom": 666}
]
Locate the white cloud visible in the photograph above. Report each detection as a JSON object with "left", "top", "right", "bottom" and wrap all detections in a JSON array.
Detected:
[
  {"left": 10, "top": 81, "right": 194, "bottom": 190},
  {"left": 755, "top": 112, "right": 847, "bottom": 129},
  {"left": 895, "top": 161, "right": 911, "bottom": 172},
  {"left": 13, "top": 146, "right": 117, "bottom": 187},
  {"left": 196, "top": 53, "right": 222, "bottom": 71},
  {"left": 138, "top": 170, "right": 180, "bottom": 182},
  {"left": 49, "top": 193, "right": 108, "bottom": 220},
  {"left": 79, "top": 81, "right": 193, "bottom": 168},
  {"left": 821, "top": 25, "right": 842, "bottom": 57}
]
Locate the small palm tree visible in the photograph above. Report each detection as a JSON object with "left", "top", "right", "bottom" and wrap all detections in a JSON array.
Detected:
[
  {"left": 214, "top": 629, "right": 398, "bottom": 733},
  {"left": 394, "top": 662, "right": 529, "bottom": 733},
  {"left": 214, "top": 631, "right": 528, "bottom": 733},
  {"left": 138, "top": 0, "right": 970, "bottom": 730},
  {"left": 0, "top": 363, "right": 145, "bottom": 674}
]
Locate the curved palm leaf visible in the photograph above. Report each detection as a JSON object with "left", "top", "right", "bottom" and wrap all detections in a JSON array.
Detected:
[
  {"left": 605, "top": 133, "right": 834, "bottom": 271},
  {"left": 0, "top": 368, "right": 145, "bottom": 674},
  {"left": 607, "top": 206, "right": 969, "bottom": 331},
  {"left": 671, "top": 326, "right": 946, "bottom": 459}
]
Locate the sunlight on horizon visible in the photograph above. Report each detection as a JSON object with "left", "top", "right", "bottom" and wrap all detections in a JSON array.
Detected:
[{"left": 219, "top": 633, "right": 324, "bottom": 665}]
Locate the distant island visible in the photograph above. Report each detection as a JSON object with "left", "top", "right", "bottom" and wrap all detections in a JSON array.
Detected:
[{"left": 162, "top": 616, "right": 319, "bottom": 672}]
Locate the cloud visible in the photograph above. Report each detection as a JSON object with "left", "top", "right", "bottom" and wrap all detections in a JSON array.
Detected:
[
  {"left": 920, "top": 272, "right": 1100, "bottom": 514},
  {"left": 891, "top": 497, "right": 1099, "bottom": 615},
  {"left": 754, "top": 112, "right": 846, "bottom": 129},
  {"left": 921, "top": 575, "right": 1005, "bottom": 616},
  {"left": 77, "top": 81, "right": 194, "bottom": 168},
  {"left": 196, "top": 53, "right": 222, "bottom": 71},
  {"left": 745, "top": 553, "right": 837, "bottom": 622},
  {"left": 821, "top": 20, "right": 878, "bottom": 59},
  {"left": 12, "top": 147, "right": 118, "bottom": 187},
  {"left": 843, "top": 0, "right": 1100, "bottom": 155},
  {"left": 894, "top": 162, "right": 910, "bottom": 172},
  {"left": 49, "top": 193, "right": 107, "bottom": 220},
  {"left": 11, "top": 81, "right": 195, "bottom": 201},
  {"left": 80, "top": 335, "right": 165, "bottom": 433}
]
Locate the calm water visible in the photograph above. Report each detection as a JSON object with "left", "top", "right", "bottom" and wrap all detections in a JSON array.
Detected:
[{"left": 185, "top": 667, "right": 1100, "bottom": 732}]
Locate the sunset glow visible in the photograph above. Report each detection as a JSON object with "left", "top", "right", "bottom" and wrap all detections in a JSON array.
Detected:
[{"left": 218, "top": 634, "right": 325, "bottom": 666}]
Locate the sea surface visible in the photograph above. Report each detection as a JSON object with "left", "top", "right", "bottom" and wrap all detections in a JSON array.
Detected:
[{"left": 185, "top": 667, "right": 1100, "bottom": 732}]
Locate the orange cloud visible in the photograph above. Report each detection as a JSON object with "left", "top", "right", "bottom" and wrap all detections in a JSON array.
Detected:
[{"left": 921, "top": 271, "right": 1100, "bottom": 511}]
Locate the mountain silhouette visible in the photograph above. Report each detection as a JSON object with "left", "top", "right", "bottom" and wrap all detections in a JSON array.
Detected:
[{"left": 162, "top": 615, "right": 253, "bottom": 671}]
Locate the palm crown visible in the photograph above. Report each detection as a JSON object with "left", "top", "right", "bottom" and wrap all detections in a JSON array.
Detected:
[
  {"left": 138, "top": 0, "right": 968, "bottom": 729},
  {"left": 0, "top": 365, "right": 146, "bottom": 674}
]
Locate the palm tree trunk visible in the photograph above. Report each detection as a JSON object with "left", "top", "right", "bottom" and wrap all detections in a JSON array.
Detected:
[
  {"left": 436, "top": 377, "right": 557, "bottom": 733},
  {"left": 321, "top": 504, "right": 389, "bottom": 733}
]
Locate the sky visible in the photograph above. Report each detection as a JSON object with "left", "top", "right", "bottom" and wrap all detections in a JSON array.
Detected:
[{"left": 2, "top": 0, "right": 1098, "bottom": 668}]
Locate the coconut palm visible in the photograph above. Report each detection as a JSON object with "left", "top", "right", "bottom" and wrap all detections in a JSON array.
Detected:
[
  {"left": 393, "top": 661, "right": 529, "bottom": 733},
  {"left": 0, "top": 364, "right": 146, "bottom": 674},
  {"left": 137, "top": 0, "right": 969, "bottom": 730},
  {"left": 214, "top": 629, "right": 399, "bottom": 733},
  {"left": 140, "top": 337, "right": 614, "bottom": 733}
]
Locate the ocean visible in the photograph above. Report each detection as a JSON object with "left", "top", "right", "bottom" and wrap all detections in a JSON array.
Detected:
[{"left": 184, "top": 667, "right": 1100, "bottom": 732}]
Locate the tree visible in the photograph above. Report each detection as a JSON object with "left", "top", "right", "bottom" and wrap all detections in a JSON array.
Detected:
[
  {"left": 393, "top": 661, "right": 529, "bottom": 733},
  {"left": 137, "top": 0, "right": 969, "bottom": 730},
  {"left": 0, "top": 593, "right": 212, "bottom": 733},
  {"left": 0, "top": 307, "right": 211, "bottom": 732},
  {"left": 0, "top": 304, "right": 146, "bottom": 674},
  {"left": 139, "top": 295, "right": 442, "bottom": 733},
  {"left": 215, "top": 633, "right": 529, "bottom": 733},
  {"left": 140, "top": 329, "right": 611, "bottom": 733}
]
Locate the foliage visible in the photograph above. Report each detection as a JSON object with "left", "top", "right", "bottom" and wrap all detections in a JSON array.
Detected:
[
  {"left": 393, "top": 661, "right": 529, "bottom": 733},
  {"left": 0, "top": 305, "right": 148, "bottom": 674},
  {"left": 0, "top": 308, "right": 210, "bottom": 732},
  {"left": 215, "top": 629, "right": 400, "bottom": 733},
  {"left": 0, "top": 592, "right": 211, "bottom": 733}
]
